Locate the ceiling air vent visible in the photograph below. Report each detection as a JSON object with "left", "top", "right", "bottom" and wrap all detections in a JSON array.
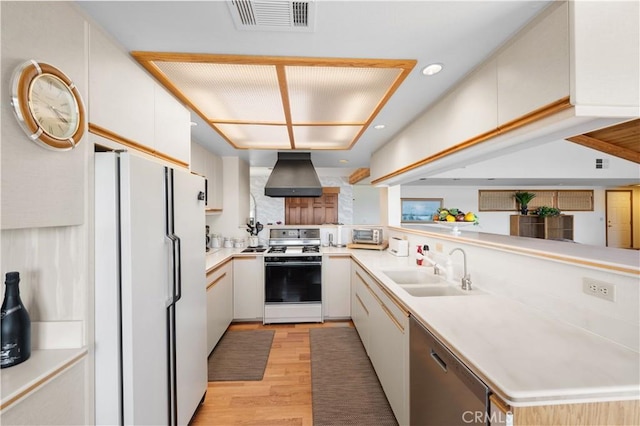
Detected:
[{"left": 228, "top": 0, "right": 315, "bottom": 32}]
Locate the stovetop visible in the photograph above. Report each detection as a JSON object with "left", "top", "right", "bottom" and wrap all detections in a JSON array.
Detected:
[
  {"left": 267, "top": 228, "right": 321, "bottom": 255},
  {"left": 267, "top": 245, "right": 320, "bottom": 254}
]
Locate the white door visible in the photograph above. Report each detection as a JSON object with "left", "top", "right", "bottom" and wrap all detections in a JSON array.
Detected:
[{"left": 606, "top": 190, "right": 632, "bottom": 248}]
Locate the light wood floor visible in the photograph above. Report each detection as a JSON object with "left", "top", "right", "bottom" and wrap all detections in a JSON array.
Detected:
[{"left": 191, "top": 321, "right": 354, "bottom": 426}]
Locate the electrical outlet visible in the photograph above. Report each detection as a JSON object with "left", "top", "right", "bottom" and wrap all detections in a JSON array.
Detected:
[{"left": 582, "top": 278, "right": 616, "bottom": 302}]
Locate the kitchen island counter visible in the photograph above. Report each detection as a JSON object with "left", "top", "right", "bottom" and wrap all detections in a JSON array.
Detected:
[
  {"left": 203, "top": 244, "right": 639, "bottom": 409},
  {"left": 348, "top": 249, "right": 639, "bottom": 408}
]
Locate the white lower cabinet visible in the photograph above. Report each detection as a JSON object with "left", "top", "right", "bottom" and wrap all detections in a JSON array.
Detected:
[
  {"left": 351, "top": 261, "right": 409, "bottom": 425},
  {"left": 1, "top": 357, "right": 87, "bottom": 424},
  {"left": 206, "top": 260, "right": 233, "bottom": 354},
  {"left": 233, "top": 256, "right": 264, "bottom": 321},
  {"left": 323, "top": 254, "right": 351, "bottom": 318}
]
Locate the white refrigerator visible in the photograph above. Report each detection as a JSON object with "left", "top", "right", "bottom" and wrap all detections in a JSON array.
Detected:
[{"left": 95, "top": 151, "right": 207, "bottom": 425}]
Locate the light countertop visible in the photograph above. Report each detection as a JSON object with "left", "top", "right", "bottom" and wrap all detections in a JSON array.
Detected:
[{"left": 204, "top": 246, "right": 640, "bottom": 406}]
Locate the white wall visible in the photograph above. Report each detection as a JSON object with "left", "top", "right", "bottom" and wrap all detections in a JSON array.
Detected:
[
  {"left": 353, "top": 185, "right": 381, "bottom": 225},
  {"left": 207, "top": 157, "right": 249, "bottom": 239}
]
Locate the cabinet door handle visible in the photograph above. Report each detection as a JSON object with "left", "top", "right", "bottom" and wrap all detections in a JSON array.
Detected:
[{"left": 430, "top": 349, "right": 448, "bottom": 373}]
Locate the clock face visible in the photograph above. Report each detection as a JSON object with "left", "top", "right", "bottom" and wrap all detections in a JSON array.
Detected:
[{"left": 27, "top": 73, "right": 80, "bottom": 140}]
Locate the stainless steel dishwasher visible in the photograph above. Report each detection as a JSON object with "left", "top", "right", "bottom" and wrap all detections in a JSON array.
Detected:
[{"left": 410, "top": 316, "right": 489, "bottom": 425}]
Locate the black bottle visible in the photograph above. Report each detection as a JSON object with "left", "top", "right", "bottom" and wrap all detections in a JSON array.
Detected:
[{"left": 1, "top": 271, "right": 31, "bottom": 368}]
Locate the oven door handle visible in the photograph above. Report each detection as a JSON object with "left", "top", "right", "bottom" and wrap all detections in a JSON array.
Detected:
[{"left": 265, "top": 261, "right": 322, "bottom": 266}]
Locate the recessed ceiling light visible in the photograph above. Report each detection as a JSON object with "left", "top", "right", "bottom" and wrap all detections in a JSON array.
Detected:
[
  {"left": 339, "top": 159, "right": 349, "bottom": 164},
  {"left": 422, "top": 63, "right": 443, "bottom": 76},
  {"left": 373, "top": 124, "right": 386, "bottom": 130},
  {"left": 190, "top": 121, "right": 198, "bottom": 126}
]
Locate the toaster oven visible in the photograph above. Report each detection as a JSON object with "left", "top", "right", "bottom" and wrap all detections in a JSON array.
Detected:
[{"left": 352, "top": 228, "right": 383, "bottom": 245}]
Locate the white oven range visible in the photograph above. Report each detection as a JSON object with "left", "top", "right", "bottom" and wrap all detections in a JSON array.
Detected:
[{"left": 263, "top": 228, "right": 323, "bottom": 324}]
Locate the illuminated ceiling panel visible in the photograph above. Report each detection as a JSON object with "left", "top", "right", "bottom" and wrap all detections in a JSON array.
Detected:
[
  {"left": 293, "top": 125, "right": 363, "bottom": 149},
  {"left": 133, "top": 53, "right": 416, "bottom": 150}
]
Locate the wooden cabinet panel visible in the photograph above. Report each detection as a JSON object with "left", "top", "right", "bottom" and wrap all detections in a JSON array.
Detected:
[
  {"left": 510, "top": 215, "right": 574, "bottom": 241},
  {"left": 497, "top": 2, "right": 569, "bottom": 126},
  {"left": 285, "top": 191, "right": 339, "bottom": 225}
]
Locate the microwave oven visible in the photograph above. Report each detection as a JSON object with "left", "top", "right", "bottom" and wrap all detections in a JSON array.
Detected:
[{"left": 352, "top": 228, "right": 383, "bottom": 245}]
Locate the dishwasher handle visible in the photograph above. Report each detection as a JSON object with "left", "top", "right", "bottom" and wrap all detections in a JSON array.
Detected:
[{"left": 430, "top": 350, "right": 448, "bottom": 373}]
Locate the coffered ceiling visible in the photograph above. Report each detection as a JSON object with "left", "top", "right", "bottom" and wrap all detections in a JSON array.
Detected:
[
  {"left": 133, "top": 52, "right": 415, "bottom": 151},
  {"left": 75, "top": 0, "right": 553, "bottom": 168}
]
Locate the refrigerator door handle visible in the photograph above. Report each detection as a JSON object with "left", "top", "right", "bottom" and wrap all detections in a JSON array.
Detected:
[{"left": 174, "top": 234, "right": 182, "bottom": 303}]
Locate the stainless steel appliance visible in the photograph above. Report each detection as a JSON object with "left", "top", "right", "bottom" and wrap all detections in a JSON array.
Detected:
[
  {"left": 95, "top": 152, "right": 207, "bottom": 425},
  {"left": 410, "top": 316, "right": 489, "bottom": 425},
  {"left": 352, "top": 227, "right": 384, "bottom": 244},
  {"left": 264, "top": 228, "right": 322, "bottom": 323}
]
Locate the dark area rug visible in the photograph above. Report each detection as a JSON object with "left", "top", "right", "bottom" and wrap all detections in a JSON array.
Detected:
[
  {"left": 207, "top": 329, "right": 275, "bottom": 381},
  {"left": 309, "top": 327, "right": 398, "bottom": 426}
]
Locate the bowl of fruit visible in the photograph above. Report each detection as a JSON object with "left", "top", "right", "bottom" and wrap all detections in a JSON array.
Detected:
[{"left": 432, "top": 208, "right": 478, "bottom": 234}]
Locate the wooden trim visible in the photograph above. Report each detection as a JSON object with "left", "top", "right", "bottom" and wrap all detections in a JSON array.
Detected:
[
  {"left": 387, "top": 225, "right": 640, "bottom": 276},
  {"left": 0, "top": 349, "right": 87, "bottom": 411},
  {"left": 490, "top": 393, "right": 511, "bottom": 414},
  {"left": 322, "top": 187, "right": 341, "bottom": 194},
  {"left": 275, "top": 65, "right": 296, "bottom": 149},
  {"left": 371, "top": 97, "right": 572, "bottom": 185},
  {"left": 360, "top": 271, "right": 405, "bottom": 332},
  {"left": 349, "top": 168, "right": 371, "bottom": 184},
  {"left": 206, "top": 272, "right": 227, "bottom": 291},
  {"left": 497, "top": 97, "right": 572, "bottom": 134},
  {"left": 567, "top": 134, "right": 640, "bottom": 164},
  {"left": 511, "top": 399, "right": 639, "bottom": 426},
  {"left": 131, "top": 52, "right": 416, "bottom": 152},
  {"left": 326, "top": 254, "right": 351, "bottom": 258},
  {"left": 205, "top": 208, "right": 223, "bottom": 213},
  {"left": 131, "top": 51, "right": 417, "bottom": 69},
  {"left": 354, "top": 293, "right": 369, "bottom": 316},
  {"left": 347, "top": 65, "right": 416, "bottom": 150},
  {"left": 206, "top": 257, "right": 233, "bottom": 275},
  {"left": 88, "top": 123, "right": 188, "bottom": 168}
]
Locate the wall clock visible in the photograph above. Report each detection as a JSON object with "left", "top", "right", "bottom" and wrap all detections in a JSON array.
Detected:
[{"left": 10, "top": 60, "right": 85, "bottom": 151}]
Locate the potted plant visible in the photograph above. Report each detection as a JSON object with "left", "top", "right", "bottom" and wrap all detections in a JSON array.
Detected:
[
  {"left": 534, "top": 206, "right": 561, "bottom": 217},
  {"left": 514, "top": 191, "right": 536, "bottom": 215}
]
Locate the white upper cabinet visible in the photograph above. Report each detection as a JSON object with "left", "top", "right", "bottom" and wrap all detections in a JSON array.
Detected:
[
  {"left": 154, "top": 85, "right": 190, "bottom": 164},
  {"left": 89, "top": 25, "right": 155, "bottom": 147},
  {"left": 89, "top": 25, "right": 191, "bottom": 166},
  {"left": 497, "top": 2, "right": 569, "bottom": 126}
]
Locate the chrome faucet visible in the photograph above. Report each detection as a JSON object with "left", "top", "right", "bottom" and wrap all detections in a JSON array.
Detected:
[{"left": 449, "top": 248, "right": 472, "bottom": 290}]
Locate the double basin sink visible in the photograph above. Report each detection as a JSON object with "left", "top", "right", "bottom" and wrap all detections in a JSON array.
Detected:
[{"left": 381, "top": 269, "right": 478, "bottom": 297}]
